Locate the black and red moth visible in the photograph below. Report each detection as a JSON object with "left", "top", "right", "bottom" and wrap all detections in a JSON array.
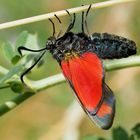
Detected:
[{"left": 18, "top": 7, "right": 137, "bottom": 129}]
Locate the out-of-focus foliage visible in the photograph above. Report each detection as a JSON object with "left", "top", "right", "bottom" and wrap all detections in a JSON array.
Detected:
[
  {"left": 0, "top": 31, "right": 42, "bottom": 94},
  {"left": 83, "top": 123, "right": 140, "bottom": 140}
]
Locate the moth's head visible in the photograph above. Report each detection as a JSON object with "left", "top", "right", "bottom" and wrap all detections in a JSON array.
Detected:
[
  {"left": 46, "top": 36, "right": 56, "bottom": 50},
  {"left": 46, "top": 32, "right": 89, "bottom": 62},
  {"left": 46, "top": 32, "right": 74, "bottom": 51}
]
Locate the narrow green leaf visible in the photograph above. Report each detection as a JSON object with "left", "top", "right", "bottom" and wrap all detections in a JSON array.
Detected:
[
  {"left": 2, "top": 42, "right": 15, "bottom": 62},
  {"left": 25, "top": 33, "right": 40, "bottom": 50},
  {"left": 0, "top": 65, "right": 24, "bottom": 84},
  {"left": 12, "top": 31, "right": 29, "bottom": 64},
  {"left": 15, "top": 31, "right": 28, "bottom": 50},
  {"left": 11, "top": 55, "right": 21, "bottom": 65},
  {"left": 16, "top": 33, "right": 40, "bottom": 56}
]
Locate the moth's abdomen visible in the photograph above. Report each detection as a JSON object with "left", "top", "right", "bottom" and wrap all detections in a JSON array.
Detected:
[{"left": 90, "top": 33, "right": 137, "bottom": 59}]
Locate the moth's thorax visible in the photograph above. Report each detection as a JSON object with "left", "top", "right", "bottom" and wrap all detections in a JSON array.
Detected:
[
  {"left": 64, "top": 51, "right": 80, "bottom": 61},
  {"left": 46, "top": 32, "right": 89, "bottom": 62}
]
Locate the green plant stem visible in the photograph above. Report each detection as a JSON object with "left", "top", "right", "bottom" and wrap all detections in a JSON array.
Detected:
[
  {"left": 0, "top": 0, "right": 136, "bottom": 30},
  {"left": 104, "top": 56, "right": 140, "bottom": 71},
  {"left": 0, "top": 92, "right": 35, "bottom": 116},
  {"left": 26, "top": 73, "right": 65, "bottom": 91},
  {"left": 29, "top": 56, "right": 140, "bottom": 91},
  {"left": 0, "top": 55, "right": 140, "bottom": 116}
]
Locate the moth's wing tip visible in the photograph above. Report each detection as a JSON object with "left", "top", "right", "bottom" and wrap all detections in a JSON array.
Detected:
[{"left": 87, "top": 83, "right": 115, "bottom": 130}]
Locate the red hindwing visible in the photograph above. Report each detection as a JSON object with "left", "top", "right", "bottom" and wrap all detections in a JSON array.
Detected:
[{"left": 61, "top": 52, "right": 115, "bottom": 129}]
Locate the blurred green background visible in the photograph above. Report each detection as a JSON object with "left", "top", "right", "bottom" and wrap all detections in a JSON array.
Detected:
[{"left": 0, "top": 0, "right": 140, "bottom": 140}]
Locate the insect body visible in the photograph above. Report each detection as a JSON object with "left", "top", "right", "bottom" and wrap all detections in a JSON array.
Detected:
[
  {"left": 46, "top": 31, "right": 136, "bottom": 129},
  {"left": 18, "top": 6, "right": 137, "bottom": 129}
]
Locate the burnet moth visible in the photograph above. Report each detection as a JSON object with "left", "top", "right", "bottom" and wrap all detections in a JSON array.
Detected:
[{"left": 18, "top": 5, "right": 137, "bottom": 129}]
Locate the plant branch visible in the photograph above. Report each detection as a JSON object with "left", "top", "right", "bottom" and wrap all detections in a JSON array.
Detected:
[
  {"left": 104, "top": 56, "right": 140, "bottom": 71},
  {"left": 0, "top": 92, "right": 35, "bottom": 116},
  {"left": 0, "top": 55, "right": 140, "bottom": 116},
  {"left": 0, "top": 0, "right": 136, "bottom": 30},
  {"left": 29, "top": 56, "right": 140, "bottom": 91}
]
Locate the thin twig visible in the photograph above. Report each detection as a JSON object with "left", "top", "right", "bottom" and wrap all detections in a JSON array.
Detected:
[
  {"left": 28, "top": 56, "right": 140, "bottom": 91},
  {"left": 0, "top": 92, "right": 35, "bottom": 116},
  {"left": 104, "top": 56, "right": 140, "bottom": 71},
  {"left": 0, "top": 0, "right": 136, "bottom": 30}
]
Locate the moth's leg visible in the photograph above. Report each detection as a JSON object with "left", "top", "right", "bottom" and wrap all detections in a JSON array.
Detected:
[{"left": 65, "top": 10, "right": 76, "bottom": 33}]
